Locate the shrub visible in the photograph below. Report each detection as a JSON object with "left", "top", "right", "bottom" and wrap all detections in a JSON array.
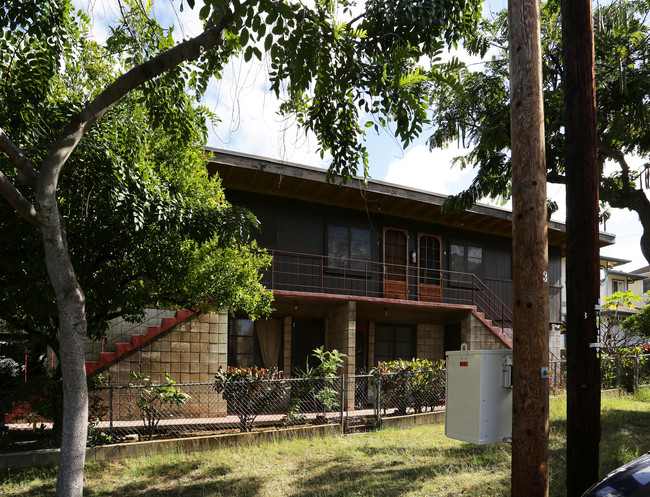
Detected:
[
  {"left": 213, "top": 366, "right": 286, "bottom": 432},
  {"left": 284, "top": 347, "right": 346, "bottom": 425},
  {"left": 370, "top": 358, "right": 445, "bottom": 415},
  {"left": 601, "top": 346, "right": 648, "bottom": 393},
  {"left": 130, "top": 371, "right": 190, "bottom": 439}
]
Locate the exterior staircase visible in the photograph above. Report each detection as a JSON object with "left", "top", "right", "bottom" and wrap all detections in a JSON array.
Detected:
[
  {"left": 473, "top": 309, "right": 563, "bottom": 363},
  {"left": 85, "top": 309, "right": 195, "bottom": 376},
  {"left": 473, "top": 310, "right": 513, "bottom": 348}
]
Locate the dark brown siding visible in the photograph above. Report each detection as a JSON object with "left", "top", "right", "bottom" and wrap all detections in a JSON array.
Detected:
[{"left": 223, "top": 189, "right": 563, "bottom": 318}]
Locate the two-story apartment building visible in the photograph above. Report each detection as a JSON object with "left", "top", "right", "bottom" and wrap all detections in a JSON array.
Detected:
[
  {"left": 206, "top": 148, "right": 617, "bottom": 377},
  {"left": 83, "top": 149, "right": 617, "bottom": 414}
]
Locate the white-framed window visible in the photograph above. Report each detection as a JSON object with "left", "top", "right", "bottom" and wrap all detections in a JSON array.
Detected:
[{"left": 612, "top": 279, "right": 626, "bottom": 293}]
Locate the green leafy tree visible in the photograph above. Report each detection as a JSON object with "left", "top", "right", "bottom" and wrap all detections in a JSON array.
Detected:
[
  {"left": 0, "top": 0, "right": 481, "bottom": 493},
  {"left": 600, "top": 290, "right": 644, "bottom": 353},
  {"left": 0, "top": 34, "right": 272, "bottom": 432},
  {"left": 622, "top": 292, "right": 650, "bottom": 339},
  {"left": 428, "top": 0, "right": 650, "bottom": 263}
]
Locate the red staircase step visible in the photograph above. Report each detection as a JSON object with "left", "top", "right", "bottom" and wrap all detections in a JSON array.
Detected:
[
  {"left": 160, "top": 317, "right": 176, "bottom": 328},
  {"left": 145, "top": 326, "right": 163, "bottom": 338},
  {"left": 86, "top": 361, "right": 100, "bottom": 374},
  {"left": 131, "top": 334, "right": 147, "bottom": 347},
  {"left": 115, "top": 343, "right": 132, "bottom": 356},
  {"left": 176, "top": 310, "right": 195, "bottom": 320},
  {"left": 99, "top": 351, "right": 116, "bottom": 364},
  {"left": 86, "top": 309, "right": 196, "bottom": 375}
]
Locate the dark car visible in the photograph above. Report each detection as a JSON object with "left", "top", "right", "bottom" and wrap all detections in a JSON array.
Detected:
[{"left": 583, "top": 452, "right": 650, "bottom": 496}]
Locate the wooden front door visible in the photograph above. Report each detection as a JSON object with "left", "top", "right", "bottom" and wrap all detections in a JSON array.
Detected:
[
  {"left": 418, "top": 233, "right": 442, "bottom": 302},
  {"left": 383, "top": 228, "right": 408, "bottom": 299}
]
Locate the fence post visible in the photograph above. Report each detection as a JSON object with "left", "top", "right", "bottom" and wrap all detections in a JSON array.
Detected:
[
  {"left": 375, "top": 375, "right": 382, "bottom": 429},
  {"left": 109, "top": 386, "right": 114, "bottom": 439},
  {"left": 617, "top": 355, "right": 622, "bottom": 393},
  {"left": 635, "top": 355, "right": 640, "bottom": 392},
  {"left": 340, "top": 374, "right": 345, "bottom": 434}
]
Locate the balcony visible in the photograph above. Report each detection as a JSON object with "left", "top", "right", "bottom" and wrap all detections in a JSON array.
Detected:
[{"left": 261, "top": 250, "right": 513, "bottom": 339}]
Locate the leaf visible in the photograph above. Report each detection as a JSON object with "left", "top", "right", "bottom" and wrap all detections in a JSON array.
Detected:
[{"left": 239, "top": 27, "right": 249, "bottom": 47}]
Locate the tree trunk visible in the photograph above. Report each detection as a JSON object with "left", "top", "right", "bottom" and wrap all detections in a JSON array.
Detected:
[
  {"left": 601, "top": 187, "right": 650, "bottom": 266},
  {"left": 38, "top": 196, "right": 88, "bottom": 497}
]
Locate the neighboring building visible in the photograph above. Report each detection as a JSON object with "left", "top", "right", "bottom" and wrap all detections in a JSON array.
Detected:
[
  {"left": 594, "top": 256, "right": 648, "bottom": 351},
  {"left": 631, "top": 264, "right": 650, "bottom": 299},
  {"left": 85, "top": 149, "right": 617, "bottom": 410},
  {"left": 600, "top": 255, "right": 647, "bottom": 299}
]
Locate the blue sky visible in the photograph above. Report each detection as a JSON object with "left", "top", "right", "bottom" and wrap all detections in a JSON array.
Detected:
[{"left": 76, "top": 0, "right": 647, "bottom": 271}]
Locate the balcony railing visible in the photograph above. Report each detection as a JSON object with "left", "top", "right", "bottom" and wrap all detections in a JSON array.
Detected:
[{"left": 261, "top": 250, "right": 513, "bottom": 341}]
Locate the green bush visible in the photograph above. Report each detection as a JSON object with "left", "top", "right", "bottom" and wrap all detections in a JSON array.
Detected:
[
  {"left": 601, "top": 347, "right": 649, "bottom": 393},
  {"left": 284, "top": 347, "right": 346, "bottom": 425},
  {"left": 130, "top": 371, "right": 190, "bottom": 439},
  {"left": 370, "top": 358, "right": 445, "bottom": 415},
  {"left": 213, "top": 366, "right": 286, "bottom": 432}
]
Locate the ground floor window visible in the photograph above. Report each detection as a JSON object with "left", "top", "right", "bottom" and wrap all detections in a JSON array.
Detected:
[
  {"left": 374, "top": 324, "right": 416, "bottom": 364},
  {"left": 229, "top": 318, "right": 283, "bottom": 369}
]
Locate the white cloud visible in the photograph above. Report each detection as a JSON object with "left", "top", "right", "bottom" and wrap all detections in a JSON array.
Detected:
[
  {"left": 202, "top": 56, "right": 330, "bottom": 168},
  {"left": 383, "top": 144, "right": 476, "bottom": 196}
]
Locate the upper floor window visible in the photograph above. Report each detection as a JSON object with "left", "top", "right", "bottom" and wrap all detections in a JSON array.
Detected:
[
  {"left": 450, "top": 242, "right": 483, "bottom": 279},
  {"left": 612, "top": 279, "right": 626, "bottom": 293},
  {"left": 327, "top": 224, "right": 371, "bottom": 270}
]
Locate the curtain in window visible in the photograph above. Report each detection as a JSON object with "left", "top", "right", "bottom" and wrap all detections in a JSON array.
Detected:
[{"left": 257, "top": 319, "right": 282, "bottom": 368}]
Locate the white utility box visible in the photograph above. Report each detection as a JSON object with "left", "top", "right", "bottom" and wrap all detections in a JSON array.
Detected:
[{"left": 445, "top": 347, "right": 512, "bottom": 445}]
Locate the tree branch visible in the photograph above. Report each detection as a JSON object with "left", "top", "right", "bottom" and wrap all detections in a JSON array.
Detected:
[
  {"left": 0, "top": 127, "right": 38, "bottom": 188},
  {"left": 0, "top": 169, "right": 40, "bottom": 229},
  {"left": 599, "top": 143, "right": 633, "bottom": 191},
  {"left": 38, "top": 0, "right": 257, "bottom": 198}
]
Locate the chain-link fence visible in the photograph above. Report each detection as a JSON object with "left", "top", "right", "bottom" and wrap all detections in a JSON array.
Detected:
[
  {"left": 4, "top": 355, "right": 650, "bottom": 453},
  {"left": 548, "top": 353, "right": 650, "bottom": 393},
  {"left": 1, "top": 369, "right": 447, "bottom": 452}
]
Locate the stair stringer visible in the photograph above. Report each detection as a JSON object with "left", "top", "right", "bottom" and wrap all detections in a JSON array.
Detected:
[{"left": 85, "top": 310, "right": 195, "bottom": 376}]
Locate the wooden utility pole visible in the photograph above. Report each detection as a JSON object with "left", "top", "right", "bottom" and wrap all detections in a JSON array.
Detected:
[
  {"left": 563, "top": 0, "right": 601, "bottom": 495},
  {"left": 509, "top": 0, "right": 549, "bottom": 495}
]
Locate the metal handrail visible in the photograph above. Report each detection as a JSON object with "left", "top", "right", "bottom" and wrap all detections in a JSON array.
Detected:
[{"left": 262, "top": 249, "right": 514, "bottom": 337}]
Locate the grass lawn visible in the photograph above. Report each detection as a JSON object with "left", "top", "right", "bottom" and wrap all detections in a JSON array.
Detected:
[{"left": 2, "top": 392, "right": 650, "bottom": 496}]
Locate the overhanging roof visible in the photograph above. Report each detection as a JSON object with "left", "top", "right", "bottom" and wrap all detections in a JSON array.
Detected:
[
  {"left": 608, "top": 270, "right": 648, "bottom": 281},
  {"left": 206, "top": 147, "right": 616, "bottom": 251},
  {"left": 600, "top": 255, "right": 632, "bottom": 268}
]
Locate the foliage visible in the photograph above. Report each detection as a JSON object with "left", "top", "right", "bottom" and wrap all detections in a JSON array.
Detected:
[
  {"left": 601, "top": 346, "right": 648, "bottom": 393},
  {"left": 86, "top": 374, "right": 111, "bottom": 446},
  {"left": 284, "top": 347, "right": 346, "bottom": 425},
  {"left": 599, "top": 290, "right": 644, "bottom": 353},
  {"left": 622, "top": 292, "right": 650, "bottom": 339},
  {"left": 0, "top": 0, "right": 485, "bottom": 492},
  {"left": 0, "top": 36, "right": 273, "bottom": 357},
  {"left": 427, "top": 0, "right": 650, "bottom": 263},
  {"left": 129, "top": 371, "right": 190, "bottom": 440},
  {"left": 370, "top": 358, "right": 445, "bottom": 415},
  {"left": 192, "top": 0, "right": 483, "bottom": 181},
  {"left": 213, "top": 366, "right": 286, "bottom": 432}
]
